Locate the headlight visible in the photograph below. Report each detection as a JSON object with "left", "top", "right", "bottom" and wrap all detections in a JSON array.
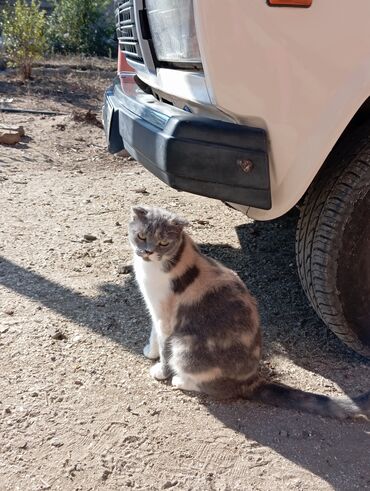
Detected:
[{"left": 146, "top": 0, "right": 201, "bottom": 64}]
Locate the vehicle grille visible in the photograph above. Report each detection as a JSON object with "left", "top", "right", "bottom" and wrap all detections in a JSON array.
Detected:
[{"left": 115, "top": 0, "right": 143, "bottom": 62}]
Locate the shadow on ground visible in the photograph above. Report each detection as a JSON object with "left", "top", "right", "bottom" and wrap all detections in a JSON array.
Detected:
[
  {"left": 0, "top": 66, "right": 115, "bottom": 110},
  {"left": 0, "top": 211, "right": 369, "bottom": 489}
]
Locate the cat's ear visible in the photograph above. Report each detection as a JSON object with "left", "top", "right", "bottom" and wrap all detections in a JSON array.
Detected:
[
  {"left": 171, "top": 216, "right": 189, "bottom": 230},
  {"left": 132, "top": 206, "right": 148, "bottom": 220}
]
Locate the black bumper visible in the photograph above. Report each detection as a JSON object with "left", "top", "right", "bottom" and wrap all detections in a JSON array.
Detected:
[{"left": 103, "top": 75, "right": 271, "bottom": 210}]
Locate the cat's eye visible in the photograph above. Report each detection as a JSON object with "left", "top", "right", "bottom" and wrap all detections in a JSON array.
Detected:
[
  {"left": 137, "top": 233, "right": 146, "bottom": 241},
  {"left": 159, "top": 240, "right": 169, "bottom": 247}
]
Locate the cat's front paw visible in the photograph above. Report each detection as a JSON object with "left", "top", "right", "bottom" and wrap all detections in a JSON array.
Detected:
[
  {"left": 149, "top": 362, "right": 168, "bottom": 380},
  {"left": 143, "top": 344, "right": 159, "bottom": 360}
]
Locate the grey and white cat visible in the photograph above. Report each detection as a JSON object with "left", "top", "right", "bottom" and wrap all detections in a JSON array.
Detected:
[{"left": 128, "top": 205, "right": 370, "bottom": 419}]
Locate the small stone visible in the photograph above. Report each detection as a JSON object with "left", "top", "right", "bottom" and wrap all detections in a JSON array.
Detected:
[
  {"left": 71, "top": 334, "right": 83, "bottom": 343},
  {"left": 85, "top": 262, "right": 92, "bottom": 268},
  {"left": 74, "top": 380, "right": 83, "bottom": 386},
  {"left": 83, "top": 234, "right": 97, "bottom": 242},
  {"left": 50, "top": 356, "right": 56, "bottom": 362},
  {"left": 103, "top": 238, "right": 113, "bottom": 244},
  {"left": 133, "top": 187, "right": 149, "bottom": 194},
  {"left": 0, "top": 129, "right": 21, "bottom": 145},
  {"left": 30, "top": 391, "right": 39, "bottom": 397},
  {"left": 17, "top": 440, "right": 28, "bottom": 449},
  {"left": 50, "top": 438, "right": 63, "bottom": 447},
  {"left": 48, "top": 328, "right": 67, "bottom": 341},
  {"left": 115, "top": 221, "right": 121, "bottom": 226},
  {"left": 101, "top": 469, "right": 111, "bottom": 481},
  {"left": 162, "top": 481, "right": 178, "bottom": 489},
  {"left": 117, "top": 264, "right": 133, "bottom": 275},
  {"left": 0, "top": 326, "right": 9, "bottom": 334},
  {"left": 4, "top": 309, "right": 14, "bottom": 316}
]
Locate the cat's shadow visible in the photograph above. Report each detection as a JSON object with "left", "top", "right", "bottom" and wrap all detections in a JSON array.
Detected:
[{"left": 200, "top": 209, "right": 367, "bottom": 370}]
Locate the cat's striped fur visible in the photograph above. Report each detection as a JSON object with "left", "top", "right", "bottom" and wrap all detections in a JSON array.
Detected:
[{"left": 129, "top": 206, "right": 370, "bottom": 420}]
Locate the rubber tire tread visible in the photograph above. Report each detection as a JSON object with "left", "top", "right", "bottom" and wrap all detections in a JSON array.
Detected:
[{"left": 296, "top": 123, "right": 370, "bottom": 357}]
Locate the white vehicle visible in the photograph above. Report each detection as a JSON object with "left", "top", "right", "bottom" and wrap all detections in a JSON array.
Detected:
[{"left": 103, "top": 0, "right": 370, "bottom": 357}]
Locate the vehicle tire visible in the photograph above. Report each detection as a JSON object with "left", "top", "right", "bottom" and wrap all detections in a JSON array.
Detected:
[{"left": 296, "top": 124, "right": 370, "bottom": 357}]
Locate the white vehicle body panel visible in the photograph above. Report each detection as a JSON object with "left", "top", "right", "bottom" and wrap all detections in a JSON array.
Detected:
[{"left": 130, "top": 1, "right": 370, "bottom": 220}]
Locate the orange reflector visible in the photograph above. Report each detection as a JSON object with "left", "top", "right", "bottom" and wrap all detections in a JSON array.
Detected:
[{"left": 268, "top": 0, "right": 312, "bottom": 6}]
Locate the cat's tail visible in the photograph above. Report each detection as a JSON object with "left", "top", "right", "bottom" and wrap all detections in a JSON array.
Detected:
[{"left": 249, "top": 381, "right": 370, "bottom": 420}]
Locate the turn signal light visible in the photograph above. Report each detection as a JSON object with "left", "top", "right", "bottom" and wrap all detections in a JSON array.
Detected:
[{"left": 268, "top": 0, "right": 312, "bottom": 6}]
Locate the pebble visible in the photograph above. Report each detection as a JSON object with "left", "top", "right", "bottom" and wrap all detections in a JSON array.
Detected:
[
  {"left": 83, "top": 234, "right": 97, "bottom": 242},
  {"left": 48, "top": 328, "right": 67, "bottom": 340},
  {"left": 50, "top": 438, "right": 63, "bottom": 447},
  {"left": 4, "top": 309, "right": 14, "bottom": 316},
  {"left": 0, "top": 326, "right": 9, "bottom": 334},
  {"left": 117, "top": 264, "right": 133, "bottom": 275},
  {"left": 133, "top": 187, "right": 149, "bottom": 194},
  {"left": 162, "top": 481, "right": 178, "bottom": 489},
  {"left": 103, "top": 238, "right": 113, "bottom": 244},
  {"left": 101, "top": 469, "right": 111, "bottom": 481}
]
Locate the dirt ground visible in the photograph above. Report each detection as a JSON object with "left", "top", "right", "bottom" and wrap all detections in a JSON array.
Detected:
[{"left": 0, "top": 59, "right": 369, "bottom": 491}]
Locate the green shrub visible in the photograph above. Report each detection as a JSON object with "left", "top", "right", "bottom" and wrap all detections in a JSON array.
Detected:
[
  {"left": 1, "top": 0, "right": 47, "bottom": 80},
  {"left": 48, "top": 0, "right": 116, "bottom": 57}
]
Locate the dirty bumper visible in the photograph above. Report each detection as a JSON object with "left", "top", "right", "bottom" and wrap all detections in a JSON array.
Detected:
[{"left": 103, "top": 75, "right": 271, "bottom": 210}]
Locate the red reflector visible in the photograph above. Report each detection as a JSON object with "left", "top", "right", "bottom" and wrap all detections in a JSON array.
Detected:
[
  {"left": 268, "top": 0, "right": 312, "bottom": 6},
  {"left": 118, "top": 50, "right": 134, "bottom": 74}
]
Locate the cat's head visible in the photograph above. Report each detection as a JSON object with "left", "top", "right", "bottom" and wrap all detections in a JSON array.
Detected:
[{"left": 128, "top": 206, "right": 188, "bottom": 262}]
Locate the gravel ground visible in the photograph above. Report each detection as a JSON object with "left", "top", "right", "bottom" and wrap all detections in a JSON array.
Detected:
[{"left": 0, "top": 60, "right": 369, "bottom": 491}]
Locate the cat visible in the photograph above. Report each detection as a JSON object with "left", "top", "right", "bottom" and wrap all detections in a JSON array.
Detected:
[{"left": 128, "top": 205, "right": 370, "bottom": 420}]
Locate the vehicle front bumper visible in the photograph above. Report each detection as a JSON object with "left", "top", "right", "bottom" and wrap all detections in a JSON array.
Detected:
[{"left": 103, "top": 75, "right": 271, "bottom": 210}]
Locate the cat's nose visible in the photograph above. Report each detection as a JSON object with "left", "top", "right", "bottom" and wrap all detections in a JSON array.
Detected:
[{"left": 145, "top": 249, "right": 154, "bottom": 255}]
